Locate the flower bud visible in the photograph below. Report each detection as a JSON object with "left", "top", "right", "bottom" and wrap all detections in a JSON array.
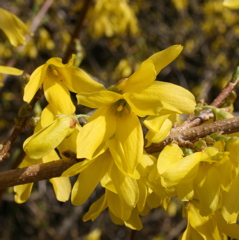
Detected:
[{"left": 23, "top": 115, "right": 77, "bottom": 159}]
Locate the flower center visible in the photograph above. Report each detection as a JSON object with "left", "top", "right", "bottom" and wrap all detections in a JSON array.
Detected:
[
  {"left": 48, "top": 64, "right": 59, "bottom": 76},
  {"left": 115, "top": 99, "right": 127, "bottom": 113}
]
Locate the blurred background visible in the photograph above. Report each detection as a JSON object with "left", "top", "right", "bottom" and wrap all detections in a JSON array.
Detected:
[{"left": 0, "top": 0, "right": 239, "bottom": 239}]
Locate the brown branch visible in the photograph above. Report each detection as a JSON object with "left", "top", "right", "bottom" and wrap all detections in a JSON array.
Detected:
[
  {"left": 145, "top": 68, "right": 239, "bottom": 152},
  {"left": 0, "top": 158, "right": 77, "bottom": 190},
  {"left": 0, "top": 116, "right": 239, "bottom": 189},
  {"left": 145, "top": 116, "right": 239, "bottom": 153},
  {"left": 62, "top": 0, "right": 93, "bottom": 63}
]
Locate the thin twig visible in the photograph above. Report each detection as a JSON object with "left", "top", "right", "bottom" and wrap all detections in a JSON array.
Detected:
[
  {"left": 0, "top": 89, "right": 43, "bottom": 162},
  {"left": 62, "top": 0, "right": 93, "bottom": 63}
]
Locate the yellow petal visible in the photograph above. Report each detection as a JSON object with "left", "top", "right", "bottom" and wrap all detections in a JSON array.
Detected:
[
  {"left": 127, "top": 81, "right": 195, "bottom": 117},
  {"left": 196, "top": 165, "right": 221, "bottom": 216},
  {"left": 83, "top": 194, "right": 107, "bottom": 221},
  {"left": 187, "top": 201, "right": 222, "bottom": 239},
  {"left": 216, "top": 211, "right": 239, "bottom": 239},
  {"left": 222, "top": 174, "right": 239, "bottom": 223},
  {"left": 107, "top": 109, "right": 143, "bottom": 177},
  {"left": 24, "top": 116, "right": 77, "bottom": 159},
  {"left": 137, "top": 179, "right": 148, "bottom": 212},
  {"left": 46, "top": 55, "right": 105, "bottom": 93},
  {"left": 176, "top": 182, "right": 194, "bottom": 201},
  {"left": 77, "top": 106, "right": 117, "bottom": 159},
  {"left": 37, "top": 104, "right": 60, "bottom": 130},
  {"left": 44, "top": 75, "right": 75, "bottom": 114},
  {"left": 117, "top": 45, "right": 183, "bottom": 93},
  {"left": 0, "top": 8, "right": 31, "bottom": 46},
  {"left": 71, "top": 151, "right": 112, "bottom": 205},
  {"left": 124, "top": 90, "right": 163, "bottom": 117},
  {"left": 124, "top": 208, "right": 143, "bottom": 230},
  {"left": 42, "top": 149, "right": 60, "bottom": 163},
  {"left": 137, "top": 153, "right": 156, "bottom": 177},
  {"left": 62, "top": 159, "right": 92, "bottom": 177},
  {"left": 23, "top": 65, "right": 47, "bottom": 103},
  {"left": 226, "top": 138, "right": 239, "bottom": 166},
  {"left": 61, "top": 67, "right": 105, "bottom": 93},
  {"left": 144, "top": 113, "right": 172, "bottom": 132},
  {"left": 58, "top": 127, "right": 79, "bottom": 156},
  {"left": 110, "top": 164, "right": 139, "bottom": 208},
  {"left": 223, "top": 0, "right": 239, "bottom": 9},
  {"left": 157, "top": 144, "right": 183, "bottom": 174},
  {"left": 14, "top": 183, "right": 34, "bottom": 204},
  {"left": 46, "top": 57, "right": 69, "bottom": 67},
  {"left": 145, "top": 114, "right": 177, "bottom": 145},
  {"left": 50, "top": 177, "right": 71, "bottom": 202},
  {"left": 148, "top": 45, "right": 183, "bottom": 75},
  {"left": 14, "top": 155, "right": 42, "bottom": 203},
  {"left": 117, "top": 59, "right": 156, "bottom": 93},
  {"left": 0, "top": 66, "right": 23, "bottom": 75},
  {"left": 106, "top": 190, "right": 132, "bottom": 221},
  {"left": 162, "top": 152, "right": 202, "bottom": 187},
  {"left": 101, "top": 172, "right": 117, "bottom": 193},
  {"left": 76, "top": 90, "right": 122, "bottom": 108}
]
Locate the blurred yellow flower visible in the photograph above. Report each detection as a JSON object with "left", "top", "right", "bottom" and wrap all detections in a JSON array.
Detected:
[
  {"left": 79, "top": 0, "right": 139, "bottom": 38},
  {"left": 223, "top": 0, "right": 239, "bottom": 9},
  {"left": 0, "top": 8, "right": 31, "bottom": 46}
]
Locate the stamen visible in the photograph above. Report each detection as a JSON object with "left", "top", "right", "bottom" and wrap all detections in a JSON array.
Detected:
[
  {"left": 117, "top": 105, "right": 123, "bottom": 112},
  {"left": 48, "top": 65, "right": 59, "bottom": 76}
]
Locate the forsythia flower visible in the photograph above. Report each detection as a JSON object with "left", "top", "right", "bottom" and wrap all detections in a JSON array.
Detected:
[
  {"left": 23, "top": 54, "right": 104, "bottom": 114},
  {"left": 0, "top": 8, "right": 31, "bottom": 46},
  {"left": 63, "top": 149, "right": 168, "bottom": 230},
  {"left": 76, "top": 45, "right": 195, "bottom": 178}
]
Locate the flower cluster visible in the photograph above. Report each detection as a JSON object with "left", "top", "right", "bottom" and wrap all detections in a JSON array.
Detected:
[{"left": 15, "top": 44, "right": 239, "bottom": 237}]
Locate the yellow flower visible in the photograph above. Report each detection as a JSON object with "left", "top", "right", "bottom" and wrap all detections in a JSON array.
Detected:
[
  {"left": 76, "top": 45, "right": 195, "bottom": 177},
  {"left": 62, "top": 150, "right": 167, "bottom": 230},
  {"left": 23, "top": 54, "right": 104, "bottom": 114},
  {"left": 0, "top": 8, "right": 31, "bottom": 46},
  {"left": 15, "top": 105, "right": 80, "bottom": 203},
  {"left": 144, "top": 112, "right": 179, "bottom": 145}
]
